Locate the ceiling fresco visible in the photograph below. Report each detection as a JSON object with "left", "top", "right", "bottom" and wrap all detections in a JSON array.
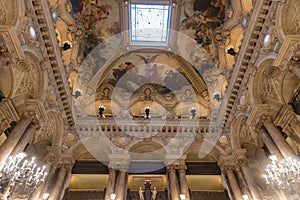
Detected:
[
  {"left": 70, "top": 0, "right": 121, "bottom": 62},
  {"left": 70, "top": 0, "right": 230, "bottom": 62},
  {"left": 98, "top": 52, "right": 193, "bottom": 95},
  {"left": 71, "top": 0, "right": 228, "bottom": 117},
  {"left": 179, "top": 0, "right": 229, "bottom": 59}
]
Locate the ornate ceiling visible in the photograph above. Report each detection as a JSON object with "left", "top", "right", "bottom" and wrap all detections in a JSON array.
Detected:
[{"left": 0, "top": 0, "right": 299, "bottom": 183}]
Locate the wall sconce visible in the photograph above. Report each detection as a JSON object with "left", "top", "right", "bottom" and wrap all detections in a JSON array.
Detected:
[
  {"left": 99, "top": 105, "right": 105, "bottom": 118},
  {"left": 180, "top": 194, "right": 186, "bottom": 200},
  {"left": 242, "top": 194, "right": 249, "bottom": 200},
  {"left": 145, "top": 106, "right": 150, "bottom": 119},
  {"left": 110, "top": 193, "right": 116, "bottom": 200},
  {"left": 72, "top": 89, "right": 82, "bottom": 98},
  {"left": 213, "top": 93, "right": 223, "bottom": 102},
  {"left": 61, "top": 41, "right": 72, "bottom": 51},
  {"left": 226, "top": 47, "right": 237, "bottom": 56},
  {"left": 172, "top": 0, "right": 177, "bottom": 7},
  {"left": 42, "top": 193, "right": 50, "bottom": 200},
  {"left": 190, "top": 107, "right": 196, "bottom": 119}
]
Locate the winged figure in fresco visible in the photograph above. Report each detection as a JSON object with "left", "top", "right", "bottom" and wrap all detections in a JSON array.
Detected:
[{"left": 136, "top": 55, "right": 159, "bottom": 82}]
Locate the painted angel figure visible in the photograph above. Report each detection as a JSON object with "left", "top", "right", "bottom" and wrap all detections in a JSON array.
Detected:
[{"left": 137, "top": 54, "right": 159, "bottom": 82}]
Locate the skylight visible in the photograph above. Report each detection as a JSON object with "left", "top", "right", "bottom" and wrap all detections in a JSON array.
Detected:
[{"left": 130, "top": 4, "right": 170, "bottom": 46}]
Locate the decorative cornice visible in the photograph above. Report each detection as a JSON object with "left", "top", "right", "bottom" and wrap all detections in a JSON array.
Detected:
[
  {"left": 222, "top": 0, "right": 273, "bottom": 127},
  {"left": 32, "top": 0, "right": 75, "bottom": 127}
]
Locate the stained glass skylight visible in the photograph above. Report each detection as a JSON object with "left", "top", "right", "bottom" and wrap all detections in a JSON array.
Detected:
[{"left": 130, "top": 4, "right": 170, "bottom": 46}]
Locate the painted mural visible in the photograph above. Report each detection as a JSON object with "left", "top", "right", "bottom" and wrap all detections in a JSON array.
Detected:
[
  {"left": 99, "top": 52, "right": 192, "bottom": 95},
  {"left": 180, "top": 0, "right": 229, "bottom": 58},
  {"left": 70, "top": 0, "right": 121, "bottom": 62}
]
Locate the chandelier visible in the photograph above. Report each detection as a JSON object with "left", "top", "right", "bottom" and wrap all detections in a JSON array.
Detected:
[
  {"left": 0, "top": 152, "right": 48, "bottom": 198},
  {"left": 263, "top": 155, "right": 300, "bottom": 190}
]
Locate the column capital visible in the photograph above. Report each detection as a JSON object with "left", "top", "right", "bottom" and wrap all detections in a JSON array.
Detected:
[
  {"left": 166, "top": 166, "right": 177, "bottom": 171},
  {"left": 218, "top": 156, "right": 235, "bottom": 172},
  {"left": 275, "top": 104, "right": 300, "bottom": 143},
  {"left": 218, "top": 149, "right": 248, "bottom": 171},
  {"left": 20, "top": 99, "right": 47, "bottom": 126},
  {"left": 59, "top": 156, "right": 75, "bottom": 171},
  {"left": 178, "top": 165, "right": 187, "bottom": 171},
  {"left": 246, "top": 104, "right": 276, "bottom": 129}
]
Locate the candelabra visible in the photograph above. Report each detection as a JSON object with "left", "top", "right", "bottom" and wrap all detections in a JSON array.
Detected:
[
  {"left": 145, "top": 106, "right": 150, "bottom": 119},
  {"left": 0, "top": 152, "right": 47, "bottom": 198},
  {"left": 263, "top": 155, "right": 300, "bottom": 193},
  {"left": 190, "top": 108, "right": 196, "bottom": 119},
  {"left": 99, "top": 105, "right": 105, "bottom": 118}
]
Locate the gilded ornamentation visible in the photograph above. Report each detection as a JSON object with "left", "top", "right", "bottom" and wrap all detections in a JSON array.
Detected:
[
  {"left": 240, "top": 125, "right": 256, "bottom": 145},
  {"left": 282, "top": 0, "right": 300, "bottom": 35},
  {"left": 260, "top": 66, "right": 282, "bottom": 103},
  {"left": 0, "top": 34, "right": 12, "bottom": 68},
  {"left": 0, "top": 0, "right": 6, "bottom": 25}
]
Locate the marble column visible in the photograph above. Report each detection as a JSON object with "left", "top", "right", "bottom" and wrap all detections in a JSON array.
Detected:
[
  {"left": 105, "top": 168, "right": 117, "bottom": 200},
  {"left": 58, "top": 168, "right": 72, "bottom": 200},
  {"left": 241, "top": 165, "right": 263, "bottom": 200},
  {"left": 0, "top": 117, "right": 32, "bottom": 167},
  {"left": 10, "top": 126, "right": 35, "bottom": 157},
  {"left": 48, "top": 164, "right": 70, "bottom": 200},
  {"left": 167, "top": 167, "right": 180, "bottom": 200},
  {"left": 263, "top": 118, "right": 295, "bottom": 158},
  {"left": 178, "top": 166, "right": 190, "bottom": 200},
  {"left": 221, "top": 171, "right": 234, "bottom": 200},
  {"left": 235, "top": 167, "right": 251, "bottom": 199},
  {"left": 226, "top": 168, "right": 243, "bottom": 200},
  {"left": 115, "top": 170, "right": 128, "bottom": 200},
  {"left": 259, "top": 129, "right": 283, "bottom": 160}
]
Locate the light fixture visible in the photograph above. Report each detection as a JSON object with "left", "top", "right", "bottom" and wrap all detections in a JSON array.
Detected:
[
  {"left": 98, "top": 105, "right": 105, "bottom": 118},
  {"left": 61, "top": 41, "right": 72, "bottom": 51},
  {"left": 242, "top": 194, "right": 249, "bottom": 200},
  {"left": 145, "top": 106, "right": 150, "bottom": 119},
  {"left": 213, "top": 93, "right": 222, "bottom": 102},
  {"left": 52, "top": 11, "right": 57, "bottom": 20},
  {"left": 172, "top": 0, "right": 177, "bottom": 7},
  {"left": 180, "top": 194, "right": 186, "bottom": 200},
  {"left": 0, "top": 153, "right": 47, "bottom": 198},
  {"left": 42, "top": 193, "right": 50, "bottom": 200},
  {"left": 226, "top": 47, "right": 237, "bottom": 56},
  {"left": 72, "top": 89, "right": 82, "bottom": 98},
  {"left": 190, "top": 107, "right": 196, "bottom": 119},
  {"left": 110, "top": 193, "right": 116, "bottom": 200},
  {"left": 262, "top": 155, "right": 300, "bottom": 191}
]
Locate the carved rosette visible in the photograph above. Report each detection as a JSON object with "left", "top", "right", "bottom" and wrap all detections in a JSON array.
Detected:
[{"left": 16, "top": 60, "right": 31, "bottom": 71}]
